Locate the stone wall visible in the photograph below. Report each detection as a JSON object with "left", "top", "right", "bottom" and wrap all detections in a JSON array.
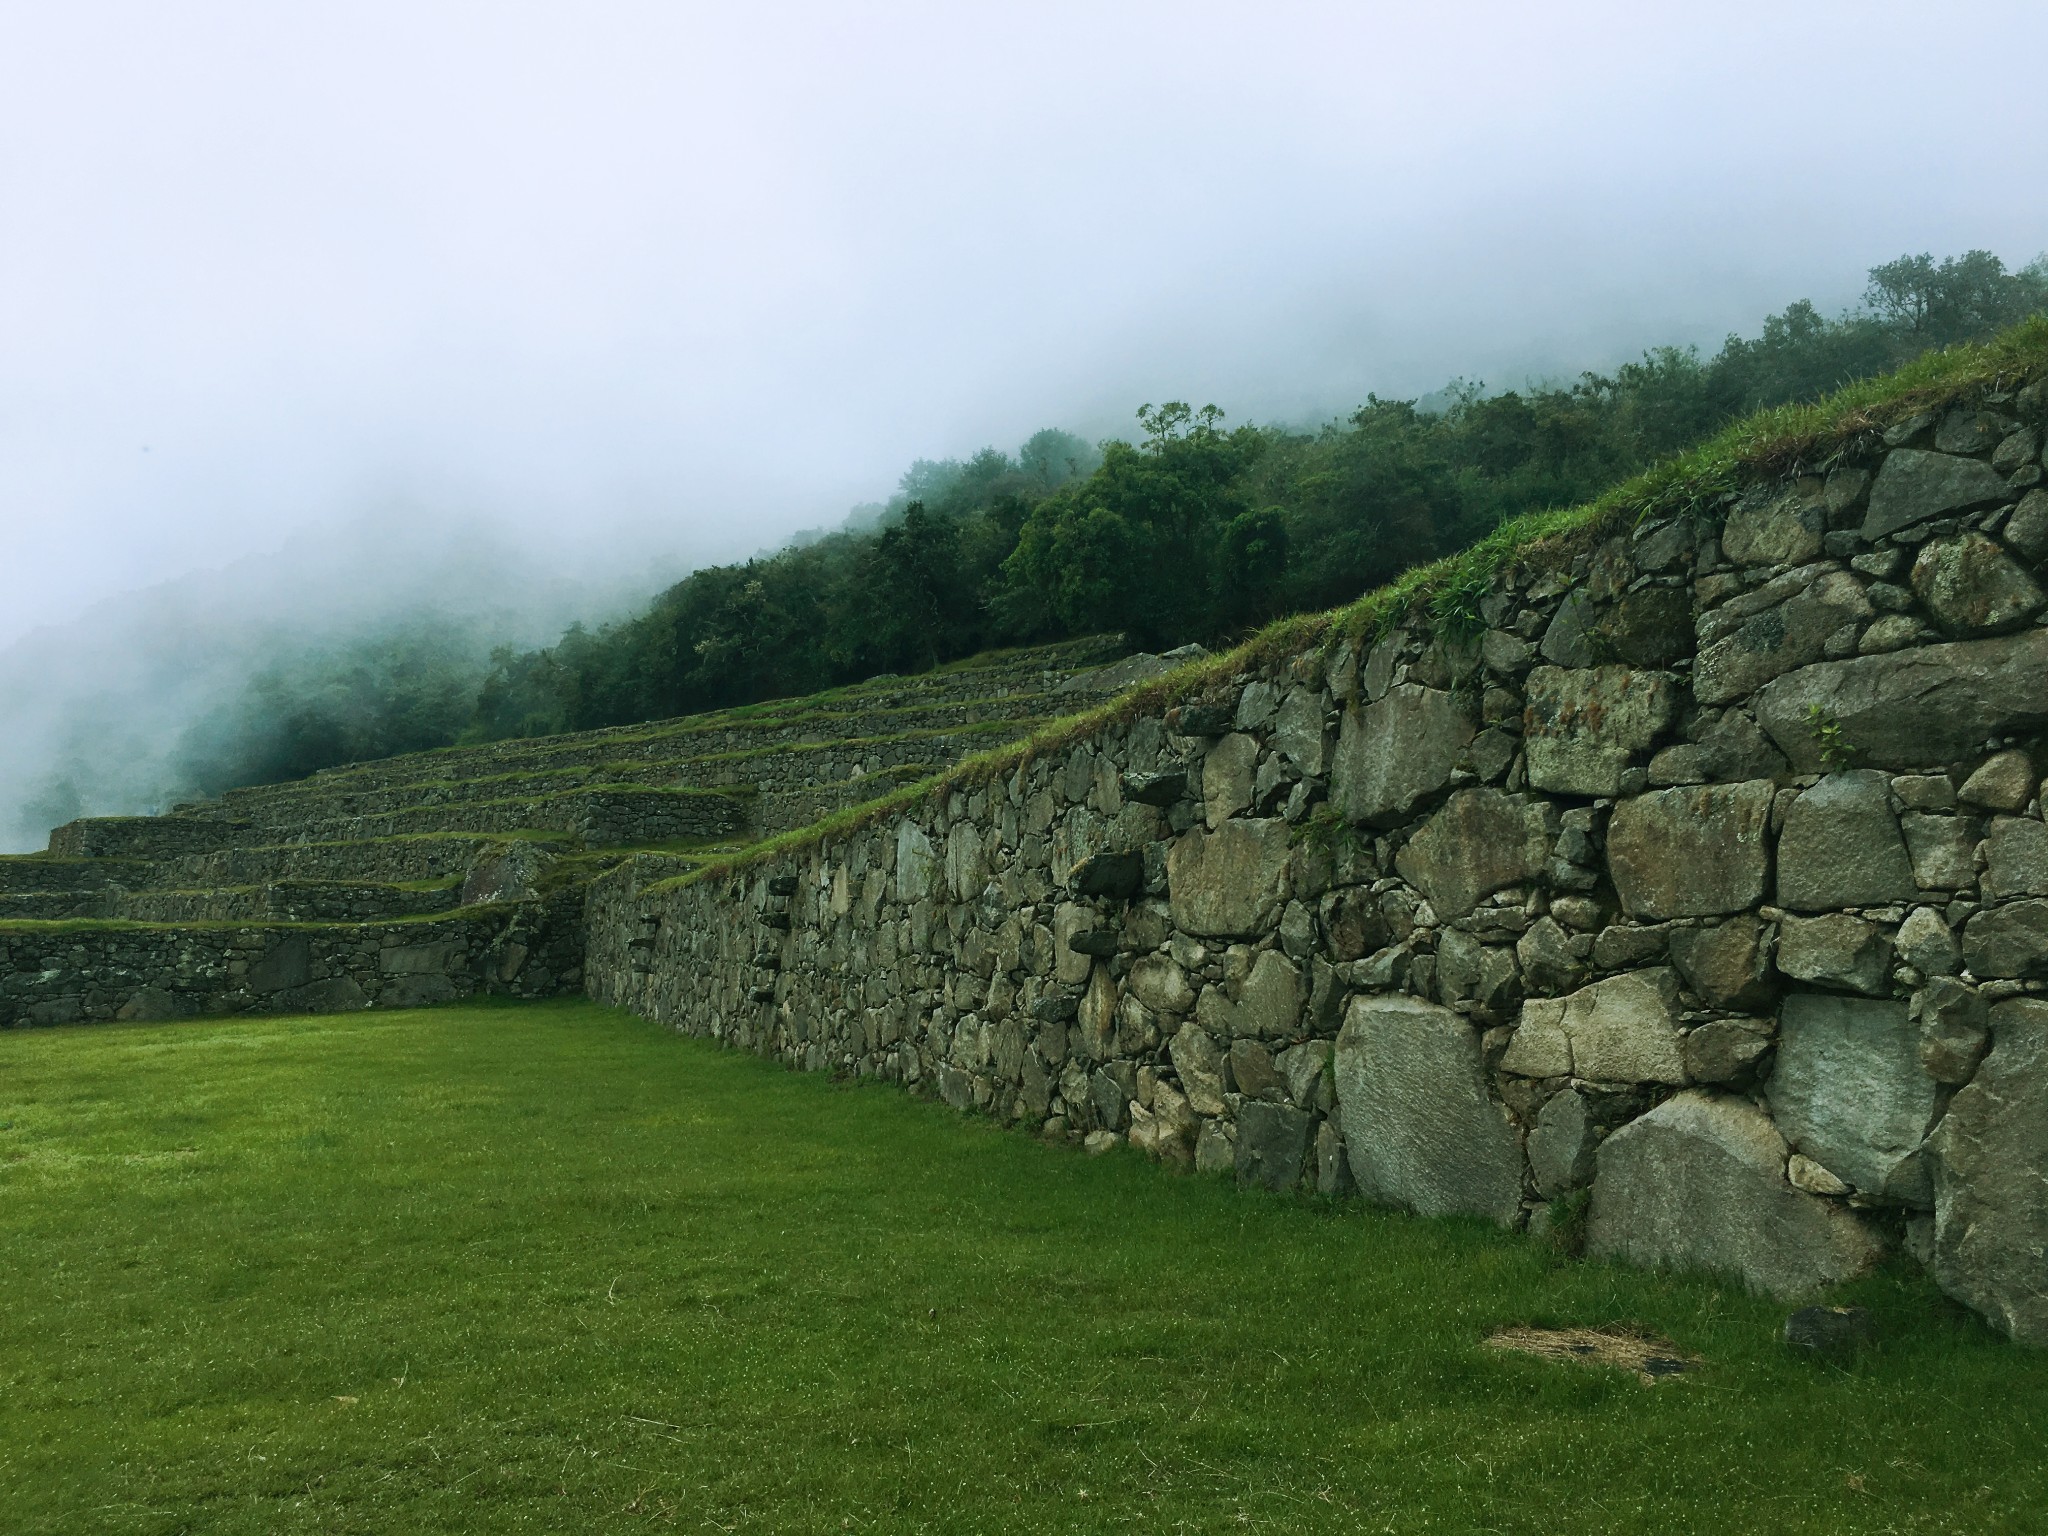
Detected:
[
  {"left": 587, "top": 388, "right": 2048, "bottom": 1347},
  {"left": 0, "top": 892, "right": 583, "bottom": 1027}
]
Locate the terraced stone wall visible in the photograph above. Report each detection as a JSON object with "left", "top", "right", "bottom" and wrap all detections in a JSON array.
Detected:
[
  {"left": 589, "top": 387, "right": 2048, "bottom": 1348},
  {"left": 0, "top": 892, "right": 582, "bottom": 1027}
]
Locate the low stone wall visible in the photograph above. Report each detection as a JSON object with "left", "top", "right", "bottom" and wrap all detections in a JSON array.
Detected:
[
  {"left": 589, "top": 391, "right": 2048, "bottom": 1347},
  {"left": 0, "top": 856, "right": 154, "bottom": 894},
  {"left": 168, "top": 835, "right": 529, "bottom": 888},
  {"left": 109, "top": 881, "right": 459, "bottom": 923},
  {"left": 0, "top": 892, "right": 583, "bottom": 1027},
  {"left": 200, "top": 636, "right": 1127, "bottom": 813},
  {"left": 47, "top": 817, "right": 249, "bottom": 860},
  {"left": 285, "top": 786, "right": 750, "bottom": 847}
]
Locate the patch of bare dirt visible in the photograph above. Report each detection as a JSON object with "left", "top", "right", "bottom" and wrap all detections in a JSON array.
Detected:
[{"left": 1484, "top": 1325, "right": 1700, "bottom": 1385}]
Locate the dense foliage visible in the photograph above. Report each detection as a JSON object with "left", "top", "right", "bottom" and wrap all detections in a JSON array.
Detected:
[{"left": 186, "top": 250, "right": 2048, "bottom": 792}]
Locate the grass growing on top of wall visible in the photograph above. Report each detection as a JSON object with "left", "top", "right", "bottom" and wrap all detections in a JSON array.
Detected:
[
  {"left": 659, "top": 317, "right": 2048, "bottom": 891},
  {"left": 0, "top": 998, "right": 2037, "bottom": 1535}
]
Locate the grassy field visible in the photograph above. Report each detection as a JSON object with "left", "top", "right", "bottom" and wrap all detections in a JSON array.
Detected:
[{"left": 1, "top": 1001, "right": 2040, "bottom": 1535}]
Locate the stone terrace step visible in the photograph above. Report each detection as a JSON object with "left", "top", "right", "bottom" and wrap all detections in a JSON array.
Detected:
[
  {"left": 206, "top": 691, "right": 1083, "bottom": 817},
  {"left": 201, "top": 636, "right": 1129, "bottom": 807},
  {"left": 0, "top": 896, "right": 585, "bottom": 1027},
  {"left": 0, "top": 881, "right": 460, "bottom": 923},
  {"left": 0, "top": 893, "right": 103, "bottom": 921},
  {"left": 281, "top": 785, "right": 751, "bottom": 848},
  {"left": 47, "top": 817, "right": 251, "bottom": 860},
  {"left": 164, "top": 833, "right": 563, "bottom": 889},
  {"left": 206, "top": 722, "right": 1040, "bottom": 835},
  {"left": 110, "top": 881, "right": 462, "bottom": 923},
  {"left": 0, "top": 856, "right": 155, "bottom": 895}
]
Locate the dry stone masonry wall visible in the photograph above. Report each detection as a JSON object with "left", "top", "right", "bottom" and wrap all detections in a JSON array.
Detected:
[
  {"left": 589, "top": 384, "right": 2048, "bottom": 1347},
  {"left": 0, "top": 639, "right": 1143, "bottom": 1031}
]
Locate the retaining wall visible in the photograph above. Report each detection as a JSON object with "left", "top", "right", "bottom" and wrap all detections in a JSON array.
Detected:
[
  {"left": 0, "top": 892, "right": 583, "bottom": 1027},
  {"left": 589, "top": 392, "right": 2048, "bottom": 1346}
]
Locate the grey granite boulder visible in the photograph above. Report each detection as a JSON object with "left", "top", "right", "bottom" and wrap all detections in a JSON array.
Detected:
[
  {"left": 1528, "top": 1086, "right": 1598, "bottom": 1197},
  {"left": 1900, "top": 813, "right": 1980, "bottom": 890},
  {"left": 1959, "top": 749, "right": 2036, "bottom": 813},
  {"left": 1394, "top": 789, "right": 1555, "bottom": 920},
  {"left": 1607, "top": 781, "right": 1774, "bottom": 919},
  {"left": 1235, "top": 1100, "right": 1314, "bottom": 1191},
  {"left": 1928, "top": 999, "right": 2048, "bottom": 1346},
  {"left": 1194, "top": 950, "right": 1301, "bottom": 1039},
  {"left": 1754, "top": 631, "right": 2048, "bottom": 771},
  {"left": 1694, "top": 571, "right": 1873, "bottom": 706},
  {"left": 1720, "top": 484, "right": 1825, "bottom": 567},
  {"left": 1776, "top": 770, "right": 1918, "bottom": 911},
  {"left": 1963, "top": 900, "right": 2048, "bottom": 979},
  {"left": 1167, "top": 819, "right": 1292, "bottom": 938},
  {"left": 1669, "top": 916, "right": 1775, "bottom": 1009},
  {"left": 1335, "top": 993, "right": 1522, "bottom": 1225},
  {"left": 1982, "top": 817, "right": 2048, "bottom": 901},
  {"left": 1588, "top": 1091, "right": 1882, "bottom": 1298},
  {"left": 1331, "top": 684, "right": 1475, "bottom": 827},
  {"left": 1201, "top": 733, "right": 1258, "bottom": 827},
  {"left": 1775, "top": 914, "right": 1894, "bottom": 996},
  {"left": 1502, "top": 969, "right": 1687, "bottom": 1084},
  {"left": 1862, "top": 448, "right": 2012, "bottom": 540},
  {"left": 1769, "top": 994, "right": 1937, "bottom": 1204},
  {"left": 1522, "top": 665, "right": 1679, "bottom": 797},
  {"left": 1910, "top": 533, "right": 2045, "bottom": 636}
]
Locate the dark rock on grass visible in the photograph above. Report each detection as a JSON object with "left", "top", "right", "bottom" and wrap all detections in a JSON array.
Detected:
[{"left": 1784, "top": 1305, "right": 1875, "bottom": 1363}]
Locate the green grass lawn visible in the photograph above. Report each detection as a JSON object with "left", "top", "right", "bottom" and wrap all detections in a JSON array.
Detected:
[{"left": 1, "top": 1001, "right": 2040, "bottom": 1534}]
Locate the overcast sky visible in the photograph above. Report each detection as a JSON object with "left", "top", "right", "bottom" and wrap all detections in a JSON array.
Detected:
[{"left": 5, "top": 0, "right": 2046, "bottom": 649}]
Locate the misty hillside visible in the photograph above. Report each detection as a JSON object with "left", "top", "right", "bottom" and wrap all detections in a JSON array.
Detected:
[{"left": 7, "top": 249, "right": 2044, "bottom": 853}]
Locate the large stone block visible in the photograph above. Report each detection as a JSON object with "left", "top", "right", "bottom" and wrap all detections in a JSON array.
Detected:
[
  {"left": 1862, "top": 448, "right": 2014, "bottom": 540},
  {"left": 1168, "top": 1022, "right": 1226, "bottom": 1115},
  {"left": 1167, "top": 819, "right": 1292, "bottom": 938},
  {"left": 1522, "top": 665, "right": 1679, "bottom": 797},
  {"left": 1753, "top": 631, "right": 2048, "bottom": 771},
  {"left": 1126, "top": 953, "right": 1196, "bottom": 1014},
  {"left": 250, "top": 934, "right": 313, "bottom": 993},
  {"left": 1928, "top": 999, "right": 2048, "bottom": 1346},
  {"left": 1982, "top": 817, "right": 2048, "bottom": 901},
  {"left": 1235, "top": 1101, "right": 1314, "bottom": 1191},
  {"left": 1901, "top": 813, "right": 1980, "bottom": 890},
  {"left": 1271, "top": 688, "right": 1331, "bottom": 777},
  {"left": 1330, "top": 685, "right": 1475, "bottom": 827},
  {"left": 1194, "top": 950, "right": 1301, "bottom": 1039},
  {"left": 1528, "top": 1087, "right": 1598, "bottom": 1197},
  {"left": 1962, "top": 900, "right": 2048, "bottom": 979},
  {"left": 1669, "top": 916, "right": 1774, "bottom": 1010},
  {"left": 1694, "top": 572, "right": 1873, "bottom": 706},
  {"left": 1775, "top": 770, "right": 1918, "bottom": 911},
  {"left": 1587, "top": 1091, "right": 1882, "bottom": 1298},
  {"left": 1775, "top": 914, "right": 1893, "bottom": 996},
  {"left": 1606, "top": 781, "right": 1774, "bottom": 919},
  {"left": 894, "top": 820, "right": 937, "bottom": 903},
  {"left": 1720, "top": 484, "right": 1825, "bottom": 567},
  {"left": 1334, "top": 994, "right": 1522, "bottom": 1225},
  {"left": 1910, "top": 533, "right": 2046, "bottom": 636},
  {"left": 1202, "top": 733, "right": 1258, "bottom": 828},
  {"left": 1393, "top": 789, "right": 1554, "bottom": 921},
  {"left": 1769, "top": 994, "right": 1937, "bottom": 1204},
  {"left": 1502, "top": 969, "right": 1687, "bottom": 1084}
]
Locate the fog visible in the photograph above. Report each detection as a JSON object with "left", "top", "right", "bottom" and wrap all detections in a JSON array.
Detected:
[{"left": 4, "top": 1, "right": 2046, "bottom": 847}]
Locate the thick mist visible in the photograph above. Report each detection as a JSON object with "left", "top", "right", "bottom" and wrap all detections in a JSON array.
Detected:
[
  {"left": 5, "top": 2, "right": 2046, "bottom": 845},
  {"left": 0, "top": 515, "right": 693, "bottom": 851}
]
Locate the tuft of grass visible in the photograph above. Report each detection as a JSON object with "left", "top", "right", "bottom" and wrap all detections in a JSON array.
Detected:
[{"left": 0, "top": 998, "right": 2039, "bottom": 1534}]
